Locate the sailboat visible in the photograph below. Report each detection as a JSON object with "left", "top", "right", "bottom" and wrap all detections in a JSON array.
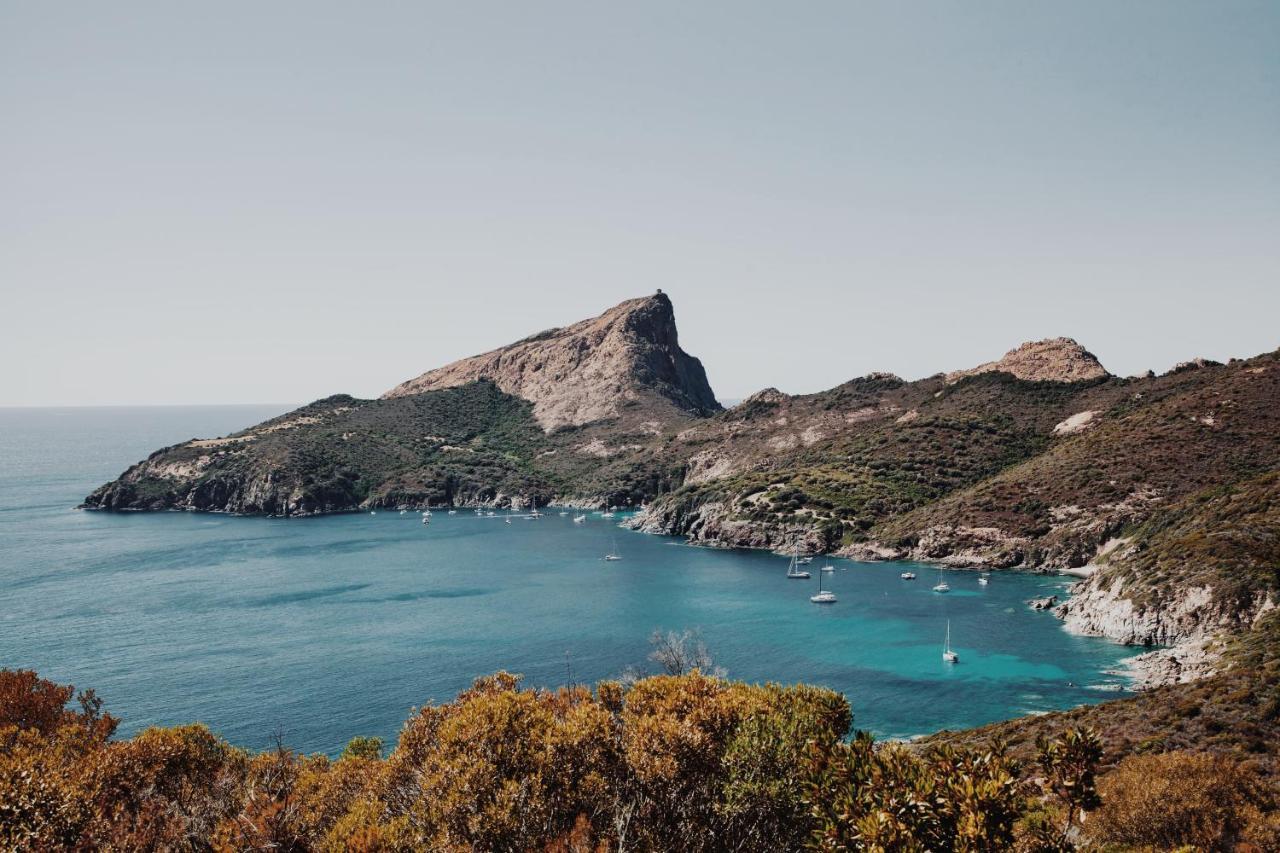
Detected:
[
  {"left": 978, "top": 572, "right": 990, "bottom": 586},
  {"left": 942, "top": 621, "right": 959, "bottom": 663},
  {"left": 810, "top": 569, "right": 837, "bottom": 603},
  {"left": 786, "top": 545, "right": 811, "bottom": 580},
  {"left": 604, "top": 537, "right": 622, "bottom": 561},
  {"left": 932, "top": 567, "right": 950, "bottom": 593},
  {"left": 820, "top": 560, "right": 835, "bottom": 573},
  {"left": 573, "top": 514, "right": 587, "bottom": 524},
  {"left": 900, "top": 571, "right": 916, "bottom": 580}
]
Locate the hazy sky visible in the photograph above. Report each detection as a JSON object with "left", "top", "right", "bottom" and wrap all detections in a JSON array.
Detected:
[{"left": 3, "top": 2, "right": 1277, "bottom": 406}]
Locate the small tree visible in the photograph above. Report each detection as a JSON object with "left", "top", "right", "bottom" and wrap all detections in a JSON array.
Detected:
[
  {"left": 647, "top": 629, "right": 726, "bottom": 678},
  {"left": 340, "top": 736, "right": 384, "bottom": 761},
  {"left": 1027, "top": 727, "right": 1102, "bottom": 849}
]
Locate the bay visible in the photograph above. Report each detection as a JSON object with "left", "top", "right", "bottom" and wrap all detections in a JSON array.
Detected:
[{"left": 0, "top": 406, "right": 1136, "bottom": 755}]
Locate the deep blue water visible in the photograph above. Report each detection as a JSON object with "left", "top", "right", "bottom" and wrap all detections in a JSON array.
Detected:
[{"left": 0, "top": 406, "right": 1136, "bottom": 755}]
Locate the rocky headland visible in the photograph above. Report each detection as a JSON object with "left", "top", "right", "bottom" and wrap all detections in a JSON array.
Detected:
[{"left": 84, "top": 295, "right": 1279, "bottom": 689}]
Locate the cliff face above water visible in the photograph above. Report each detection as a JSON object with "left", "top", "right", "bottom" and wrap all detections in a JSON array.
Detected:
[{"left": 382, "top": 292, "right": 719, "bottom": 430}]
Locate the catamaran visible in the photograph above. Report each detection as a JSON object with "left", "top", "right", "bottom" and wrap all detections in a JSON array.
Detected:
[
  {"left": 786, "top": 545, "right": 811, "bottom": 579},
  {"left": 810, "top": 569, "right": 836, "bottom": 603},
  {"left": 942, "top": 620, "right": 959, "bottom": 663},
  {"left": 932, "top": 568, "right": 950, "bottom": 593}
]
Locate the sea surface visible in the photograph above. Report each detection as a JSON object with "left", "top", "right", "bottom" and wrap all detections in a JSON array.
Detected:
[{"left": 0, "top": 406, "right": 1138, "bottom": 755}]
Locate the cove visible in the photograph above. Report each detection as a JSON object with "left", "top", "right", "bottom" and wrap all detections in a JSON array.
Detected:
[{"left": 0, "top": 406, "right": 1139, "bottom": 755}]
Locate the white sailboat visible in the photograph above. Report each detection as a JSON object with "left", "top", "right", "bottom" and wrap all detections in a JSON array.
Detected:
[
  {"left": 821, "top": 561, "right": 835, "bottom": 573},
  {"left": 810, "top": 568, "right": 837, "bottom": 603},
  {"left": 573, "top": 514, "right": 587, "bottom": 524},
  {"left": 786, "top": 545, "right": 811, "bottom": 580},
  {"left": 604, "top": 537, "right": 622, "bottom": 561},
  {"left": 942, "top": 621, "right": 959, "bottom": 663},
  {"left": 932, "top": 567, "right": 950, "bottom": 593},
  {"left": 900, "top": 571, "right": 916, "bottom": 580},
  {"left": 978, "top": 573, "right": 989, "bottom": 586}
]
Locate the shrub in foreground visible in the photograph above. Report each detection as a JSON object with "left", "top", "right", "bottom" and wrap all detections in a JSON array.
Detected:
[{"left": 8, "top": 667, "right": 1274, "bottom": 850}]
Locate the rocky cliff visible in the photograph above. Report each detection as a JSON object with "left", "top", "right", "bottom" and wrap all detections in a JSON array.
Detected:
[{"left": 382, "top": 292, "right": 720, "bottom": 430}]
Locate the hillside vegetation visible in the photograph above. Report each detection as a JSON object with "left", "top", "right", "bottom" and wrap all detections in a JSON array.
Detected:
[{"left": 7, "top": 660, "right": 1280, "bottom": 852}]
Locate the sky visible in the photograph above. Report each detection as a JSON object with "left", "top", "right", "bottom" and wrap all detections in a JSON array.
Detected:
[{"left": 2, "top": 1, "right": 1277, "bottom": 407}]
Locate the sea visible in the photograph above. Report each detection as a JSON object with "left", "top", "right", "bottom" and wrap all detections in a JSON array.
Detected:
[{"left": 0, "top": 406, "right": 1138, "bottom": 755}]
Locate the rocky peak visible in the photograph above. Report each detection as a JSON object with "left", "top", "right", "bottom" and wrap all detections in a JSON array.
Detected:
[
  {"left": 945, "top": 337, "right": 1109, "bottom": 384},
  {"left": 382, "top": 292, "right": 720, "bottom": 430},
  {"left": 740, "top": 388, "right": 790, "bottom": 406}
]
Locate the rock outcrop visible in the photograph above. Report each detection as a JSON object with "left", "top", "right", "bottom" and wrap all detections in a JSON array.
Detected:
[
  {"left": 382, "top": 292, "right": 720, "bottom": 430},
  {"left": 946, "top": 337, "right": 1109, "bottom": 384}
]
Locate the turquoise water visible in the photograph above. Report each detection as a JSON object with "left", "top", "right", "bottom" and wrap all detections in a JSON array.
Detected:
[{"left": 0, "top": 407, "right": 1136, "bottom": 755}]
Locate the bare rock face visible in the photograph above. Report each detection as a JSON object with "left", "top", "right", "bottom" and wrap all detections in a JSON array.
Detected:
[
  {"left": 382, "top": 293, "right": 719, "bottom": 431},
  {"left": 946, "top": 337, "right": 1109, "bottom": 384}
]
